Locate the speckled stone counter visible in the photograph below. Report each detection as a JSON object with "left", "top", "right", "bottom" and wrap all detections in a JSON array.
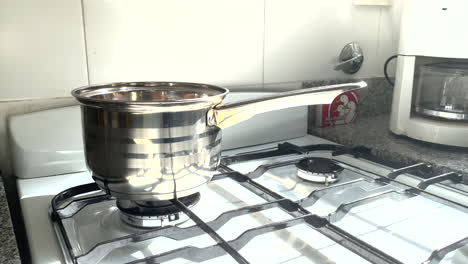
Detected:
[
  {"left": 309, "top": 114, "right": 468, "bottom": 179},
  {"left": 0, "top": 181, "right": 21, "bottom": 263}
]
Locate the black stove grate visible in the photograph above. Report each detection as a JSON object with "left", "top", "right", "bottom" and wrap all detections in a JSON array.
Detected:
[{"left": 50, "top": 143, "right": 468, "bottom": 264}]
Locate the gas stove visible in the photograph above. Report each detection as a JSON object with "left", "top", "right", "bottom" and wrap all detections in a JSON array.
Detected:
[
  {"left": 8, "top": 98, "right": 468, "bottom": 264},
  {"left": 47, "top": 141, "right": 468, "bottom": 264}
]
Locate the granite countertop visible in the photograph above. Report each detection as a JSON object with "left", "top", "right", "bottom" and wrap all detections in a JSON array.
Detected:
[
  {"left": 310, "top": 114, "right": 468, "bottom": 179},
  {"left": 0, "top": 181, "right": 21, "bottom": 264}
]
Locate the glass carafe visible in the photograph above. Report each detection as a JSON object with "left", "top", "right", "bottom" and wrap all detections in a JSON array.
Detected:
[{"left": 414, "top": 62, "right": 468, "bottom": 120}]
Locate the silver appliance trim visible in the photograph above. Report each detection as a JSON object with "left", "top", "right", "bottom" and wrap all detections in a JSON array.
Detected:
[{"left": 415, "top": 105, "right": 468, "bottom": 120}]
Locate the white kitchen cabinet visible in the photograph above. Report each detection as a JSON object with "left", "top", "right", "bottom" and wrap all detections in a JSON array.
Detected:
[
  {"left": 264, "top": 0, "right": 382, "bottom": 85},
  {"left": 82, "top": 0, "right": 264, "bottom": 87},
  {"left": 0, "top": 0, "right": 88, "bottom": 100}
]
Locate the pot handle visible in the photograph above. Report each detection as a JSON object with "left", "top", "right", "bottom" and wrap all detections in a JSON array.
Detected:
[{"left": 207, "top": 81, "right": 367, "bottom": 129}]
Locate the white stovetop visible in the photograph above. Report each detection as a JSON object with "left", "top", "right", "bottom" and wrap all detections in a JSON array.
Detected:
[
  {"left": 17, "top": 135, "right": 329, "bottom": 264},
  {"left": 17, "top": 135, "right": 468, "bottom": 264}
]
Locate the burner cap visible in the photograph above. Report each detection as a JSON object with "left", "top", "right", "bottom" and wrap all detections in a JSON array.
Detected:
[
  {"left": 117, "top": 193, "right": 200, "bottom": 228},
  {"left": 295, "top": 157, "right": 343, "bottom": 183}
]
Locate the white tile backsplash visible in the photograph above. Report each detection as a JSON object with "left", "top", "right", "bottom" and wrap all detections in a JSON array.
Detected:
[
  {"left": 0, "top": 0, "right": 402, "bottom": 99},
  {"left": 82, "top": 0, "right": 264, "bottom": 86},
  {"left": 0, "top": 0, "right": 89, "bottom": 100},
  {"left": 263, "top": 0, "right": 401, "bottom": 85}
]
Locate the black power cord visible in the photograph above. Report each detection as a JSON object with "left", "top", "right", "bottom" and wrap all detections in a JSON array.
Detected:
[{"left": 384, "top": 55, "right": 398, "bottom": 86}]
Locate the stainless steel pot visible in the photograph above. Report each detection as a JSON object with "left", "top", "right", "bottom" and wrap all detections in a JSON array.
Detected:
[{"left": 72, "top": 81, "right": 367, "bottom": 201}]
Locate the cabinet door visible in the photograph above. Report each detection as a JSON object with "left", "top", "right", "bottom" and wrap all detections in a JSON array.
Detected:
[
  {"left": 83, "top": 0, "right": 264, "bottom": 87},
  {"left": 0, "top": 0, "right": 88, "bottom": 100}
]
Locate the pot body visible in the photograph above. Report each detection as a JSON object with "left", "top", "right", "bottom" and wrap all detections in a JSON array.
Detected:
[
  {"left": 81, "top": 105, "right": 222, "bottom": 201},
  {"left": 73, "top": 81, "right": 367, "bottom": 201}
]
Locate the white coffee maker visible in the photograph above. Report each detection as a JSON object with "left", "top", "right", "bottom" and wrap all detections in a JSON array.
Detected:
[{"left": 390, "top": 0, "right": 468, "bottom": 147}]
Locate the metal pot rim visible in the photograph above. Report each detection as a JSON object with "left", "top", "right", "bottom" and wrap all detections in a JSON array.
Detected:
[{"left": 71, "top": 81, "right": 230, "bottom": 105}]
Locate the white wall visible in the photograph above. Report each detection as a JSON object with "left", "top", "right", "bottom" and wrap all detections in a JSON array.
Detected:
[
  {"left": 0, "top": 0, "right": 402, "bottom": 101},
  {"left": 0, "top": 0, "right": 89, "bottom": 100},
  {"left": 82, "top": 0, "right": 265, "bottom": 87},
  {"left": 264, "top": 0, "right": 402, "bottom": 84}
]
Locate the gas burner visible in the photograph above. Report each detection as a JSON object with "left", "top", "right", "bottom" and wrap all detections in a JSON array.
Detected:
[
  {"left": 295, "top": 157, "right": 343, "bottom": 184},
  {"left": 116, "top": 193, "right": 200, "bottom": 228}
]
